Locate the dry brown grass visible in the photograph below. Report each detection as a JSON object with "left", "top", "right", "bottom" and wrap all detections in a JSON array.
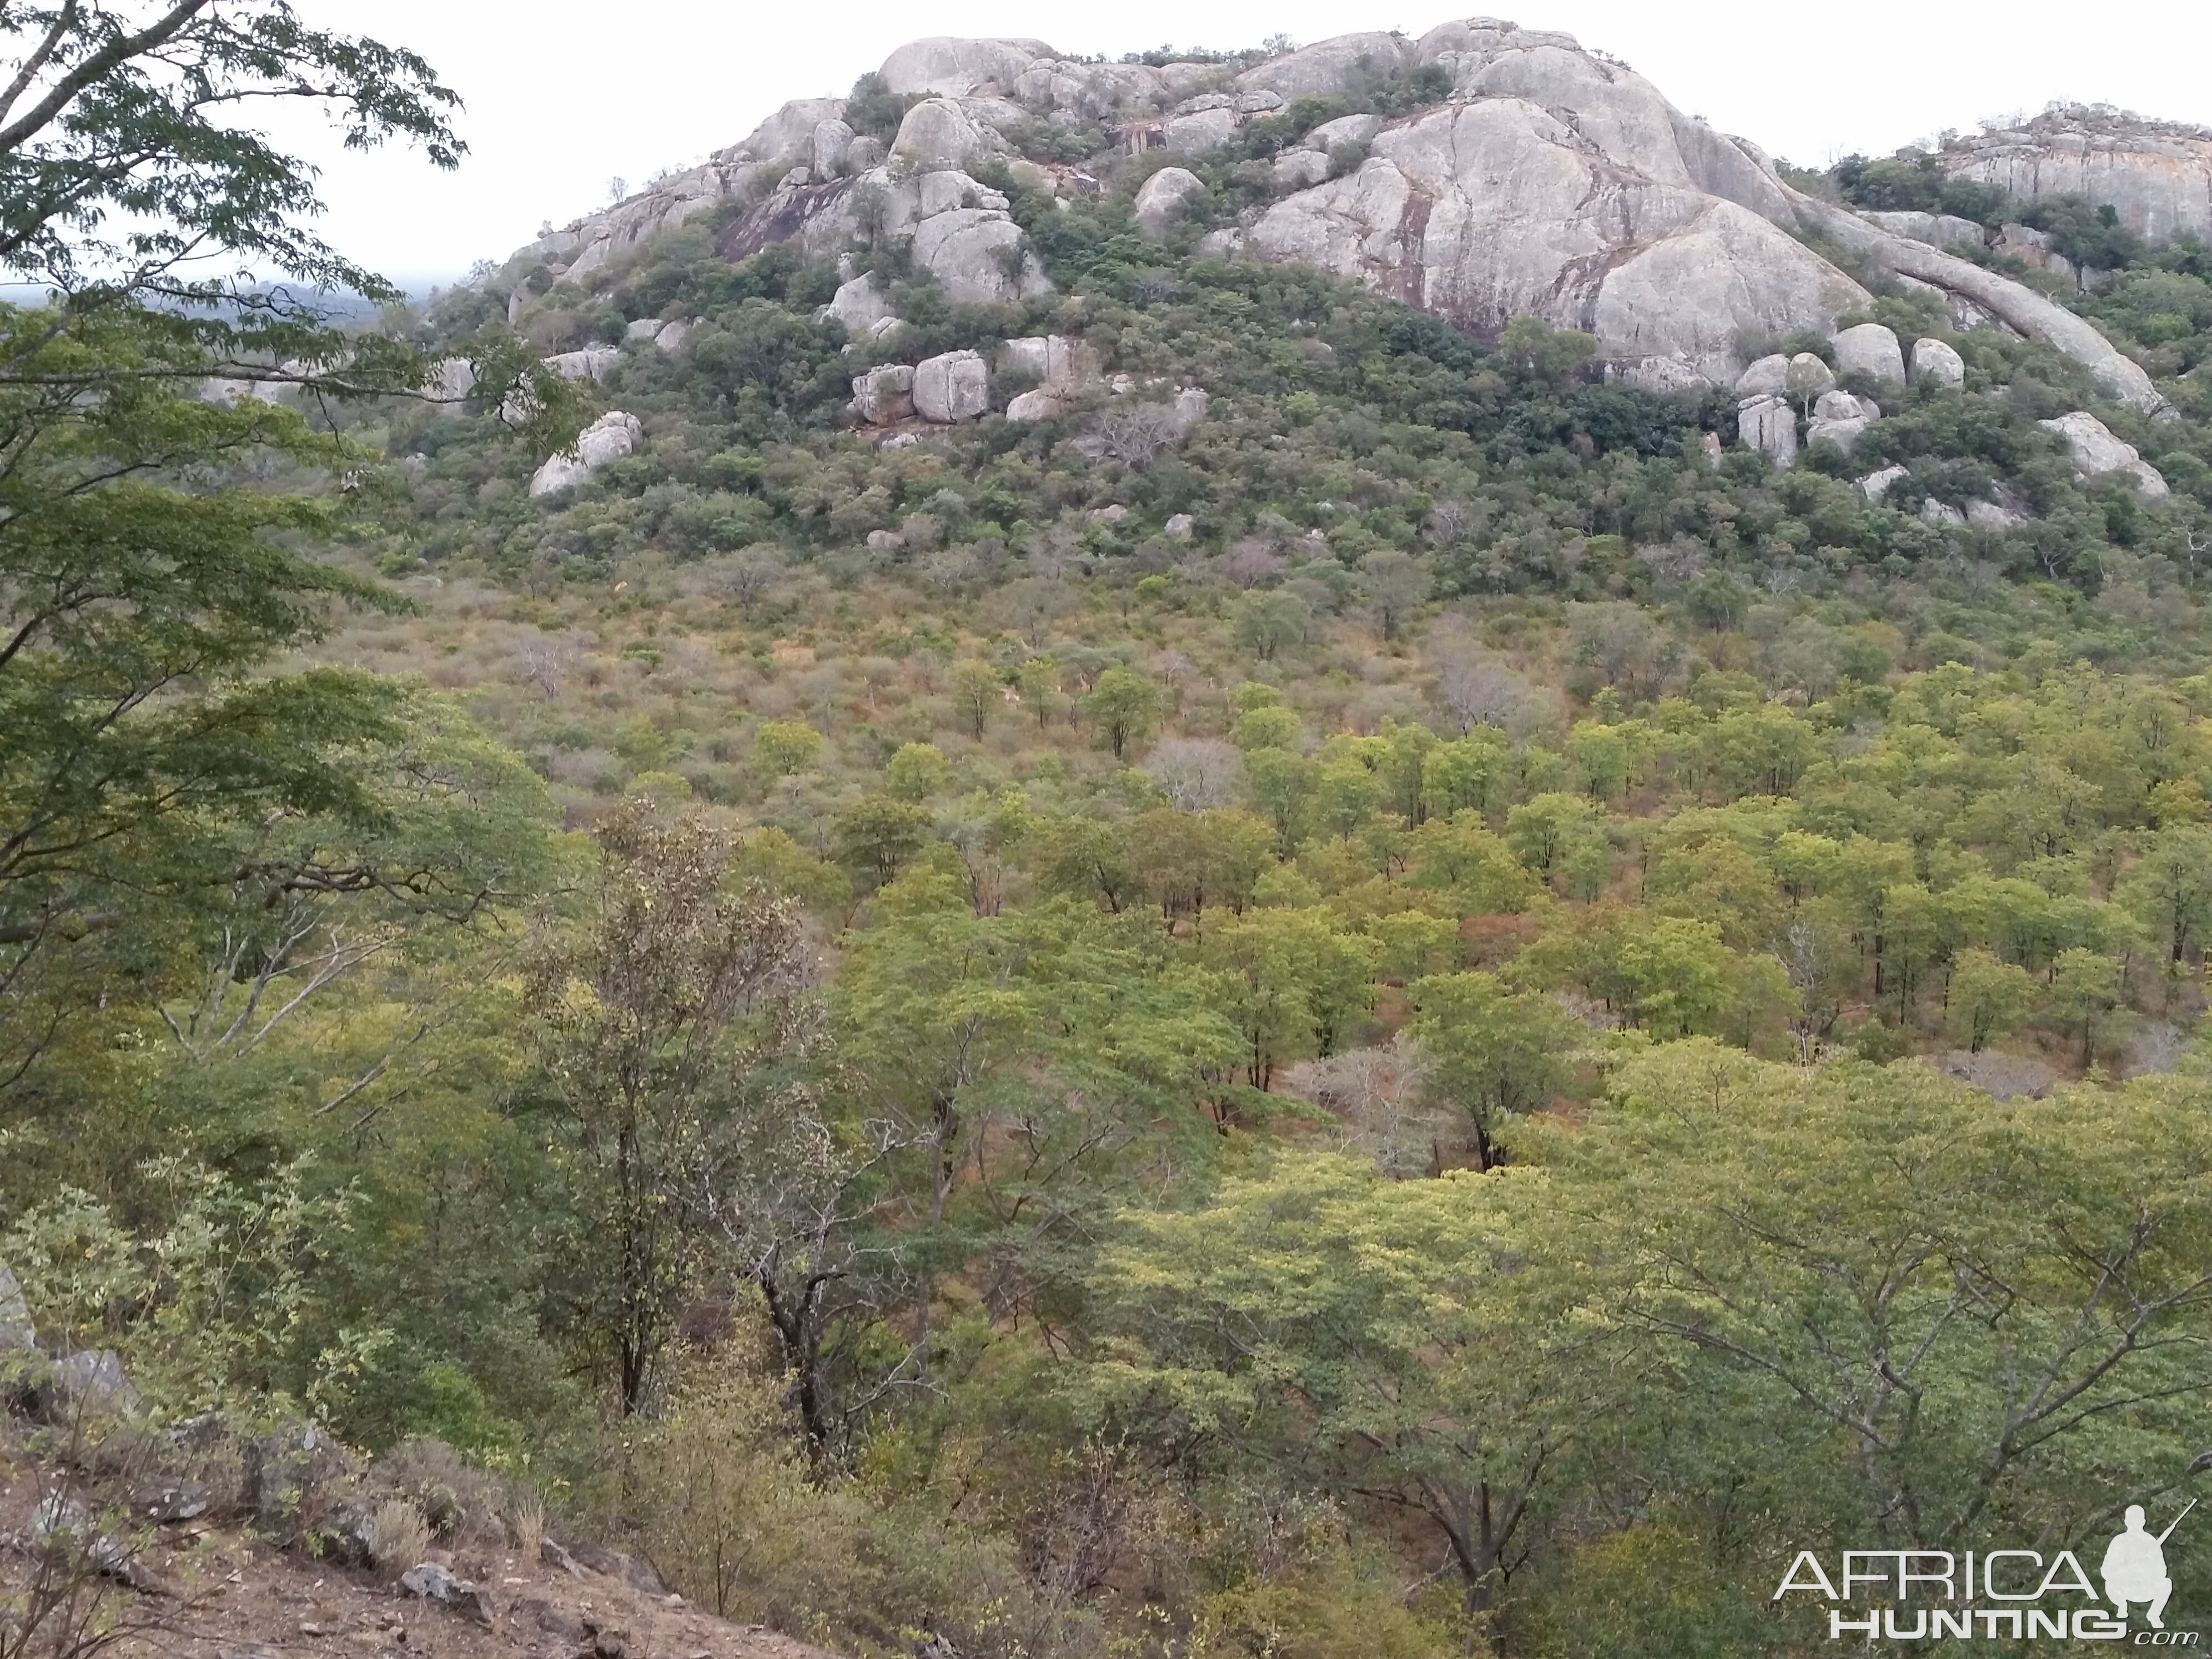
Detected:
[
  {"left": 505, "top": 1489, "right": 546, "bottom": 1560},
  {"left": 365, "top": 1497, "right": 431, "bottom": 1579}
]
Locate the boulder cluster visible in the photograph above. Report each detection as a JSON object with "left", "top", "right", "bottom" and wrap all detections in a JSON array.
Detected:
[
  {"left": 1730, "top": 323, "right": 1961, "bottom": 469},
  {"left": 3, "top": 1255, "right": 676, "bottom": 1631},
  {"left": 849, "top": 352, "right": 991, "bottom": 425},
  {"left": 844, "top": 327, "right": 1209, "bottom": 438},
  {"left": 545, "top": 317, "right": 692, "bottom": 387},
  {"left": 705, "top": 95, "right": 1057, "bottom": 309},
  {"left": 1720, "top": 316, "right": 2168, "bottom": 522},
  {"left": 529, "top": 410, "right": 644, "bottom": 498}
]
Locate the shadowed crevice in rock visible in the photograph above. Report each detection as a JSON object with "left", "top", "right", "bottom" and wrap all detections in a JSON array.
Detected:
[{"left": 718, "top": 181, "right": 854, "bottom": 265}]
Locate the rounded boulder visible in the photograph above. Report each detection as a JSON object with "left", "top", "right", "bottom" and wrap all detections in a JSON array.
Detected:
[
  {"left": 1833, "top": 322, "right": 1907, "bottom": 386},
  {"left": 1135, "top": 167, "right": 1208, "bottom": 238},
  {"left": 1909, "top": 336, "right": 1967, "bottom": 388}
]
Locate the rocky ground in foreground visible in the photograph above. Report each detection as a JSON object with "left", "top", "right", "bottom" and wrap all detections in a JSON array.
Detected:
[{"left": 0, "top": 1442, "right": 842, "bottom": 1659}]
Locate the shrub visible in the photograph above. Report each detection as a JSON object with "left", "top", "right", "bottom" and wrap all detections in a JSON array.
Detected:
[
  {"left": 633, "top": 1358, "right": 864, "bottom": 1628},
  {"left": 366, "top": 1499, "right": 431, "bottom": 1579},
  {"left": 505, "top": 1489, "right": 546, "bottom": 1560}
]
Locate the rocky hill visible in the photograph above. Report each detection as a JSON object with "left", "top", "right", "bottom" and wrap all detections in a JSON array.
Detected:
[
  {"left": 490, "top": 19, "right": 2173, "bottom": 415},
  {"left": 1933, "top": 104, "right": 2212, "bottom": 243}
]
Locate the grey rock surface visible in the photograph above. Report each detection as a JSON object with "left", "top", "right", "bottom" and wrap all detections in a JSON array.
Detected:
[
  {"left": 1862, "top": 209, "right": 1987, "bottom": 248},
  {"left": 1857, "top": 464, "right": 1909, "bottom": 502},
  {"left": 1909, "top": 336, "right": 1967, "bottom": 386},
  {"left": 1784, "top": 352, "right": 1836, "bottom": 403},
  {"left": 1735, "top": 354, "right": 1789, "bottom": 399},
  {"left": 0, "top": 1263, "right": 33, "bottom": 1350},
  {"left": 1236, "top": 32, "right": 1416, "bottom": 99},
  {"left": 245, "top": 1421, "right": 358, "bottom": 1535},
  {"left": 52, "top": 1349, "right": 139, "bottom": 1416},
  {"left": 852, "top": 363, "right": 916, "bottom": 425},
  {"left": 1165, "top": 107, "right": 1240, "bottom": 152},
  {"left": 913, "top": 208, "right": 1049, "bottom": 304},
  {"left": 2039, "top": 410, "right": 2171, "bottom": 499},
  {"left": 545, "top": 346, "right": 619, "bottom": 384},
  {"left": 401, "top": 1562, "right": 497, "bottom": 1625},
  {"left": 529, "top": 412, "right": 643, "bottom": 498},
  {"left": 1806, "top": 415, "right": 1869, "bottom": 453},
  {"left": 1135, "top": 167, "right": 1208, "bottom": 237},
  {"left": 132, "top": 1477, "right": 212, "bottom": 1523},
  {"left": 1000, "top": 335, "right": 1089, "bottom": 382},
  {"left": 1939, "top": 116, "right": 2212, "bottom": 241},
  {"left": 913, "top": 350, "right": 991, "bottom": 423},
  {"left": 893, "top": 98, "right": 997, "bottom": 169},
  {"left": 1833, "top": 322, "right": 1907, "bottom": 386},
  {"left": 1248, "top": 87, "right": 1865, "bottom": 385},
  {"left": 1309, "top": 113, "right": 1384, "bottom": 150},
  {"left": 1738, "top": 395, "right": 1798, "bottom": 467},
  {"left": 811, "top": 118, "right": 856, "bottom": 178},
  {"left": 878, "top": 37, "right": 1058, "bottom": 96},
  {"left": 1814, "top": 389, "right": 1881, "bottom": 421}
]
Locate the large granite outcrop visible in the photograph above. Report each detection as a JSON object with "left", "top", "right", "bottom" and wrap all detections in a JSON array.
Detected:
[
  {"left": 1938, "top": 109, "right": 2212, "bottom": 242},
  {"left": 493, "top": 34, "right": 1226, "bottom": 289},
  {"left": 1244, "top": 26, "right": 1867, "bottom": 386},
  {"left": 1233, "top": 32, "right": 1416, "bottom": 99},
  {"left": 1767, "top": 187, "right": 2166, "bottom": 412},
  {"left": 491, "top": 22, "right": 2175, "bottom": 415},
  {"left": 1231, "top": 19, "right": 2171, "bottom": 409},
  {"left": 510, "top": 98, "right": 853, "bottom": 283},
  {"left": 878, "top": 37, "right": 1059, "bottom": 96}
]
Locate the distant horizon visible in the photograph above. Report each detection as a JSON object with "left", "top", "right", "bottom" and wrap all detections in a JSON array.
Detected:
[{"left": 0, "top": 273, "right": 469, "bottom": 303}]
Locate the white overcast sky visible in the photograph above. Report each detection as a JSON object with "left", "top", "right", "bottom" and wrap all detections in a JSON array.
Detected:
[{"left": 284, "top": 0, "right": 2209, "bottom": 289}]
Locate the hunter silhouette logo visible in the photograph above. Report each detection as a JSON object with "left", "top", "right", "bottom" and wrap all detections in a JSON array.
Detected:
[{"left": 2105, "top": 1501, "right": 2193, "bottom": 1630}]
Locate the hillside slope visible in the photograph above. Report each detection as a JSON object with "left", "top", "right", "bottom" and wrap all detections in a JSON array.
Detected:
[
  {"left": 0, "top": 1438, "right": 844, "bottom": 1659},
  {"left": 13, "top": 12, "right": 2212, "bottom": 1659}
]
